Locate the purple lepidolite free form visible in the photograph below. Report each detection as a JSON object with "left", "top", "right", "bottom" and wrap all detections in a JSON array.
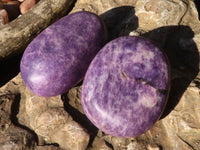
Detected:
[
  {"left": 81, "top": 36, "right": 170, "bottom": 137},
  {"left": 20, "top": 11, "right": 107, "bottom": 97}
]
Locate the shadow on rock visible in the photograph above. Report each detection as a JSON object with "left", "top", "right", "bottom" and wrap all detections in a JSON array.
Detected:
[
  {"left": 141, "top": 26, "right": 199, "bottom": 119},
  {"left": 194, "top": 0, "right": 200, "bottom": 20},
  {"left": 100, "top": 6, "right": 138, "bottom": 41},
  {"left": 10, "top": 93, "right": 39, "bottom": 144},
  {"left": 61, "top": 93, "right": 98, "bottom": 148},
  {"left": 0, "top": 55, "right": 21, "bottom": 87}
]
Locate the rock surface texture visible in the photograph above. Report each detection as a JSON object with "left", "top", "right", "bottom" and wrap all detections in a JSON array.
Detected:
[{"left": 0, "top": 0, "right": 200, "bottom": 150}]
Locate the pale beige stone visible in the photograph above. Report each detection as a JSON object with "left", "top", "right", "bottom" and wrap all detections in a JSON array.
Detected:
[
  {"left": 0, "top": 9, "right": 9, "bottom": 26},
  {"left": 134, "top": 0, "right": 187, "bottom": 31},
  {"left": 2, "top": 74, "right": 90, "bottom": 150},
  {"left": 90, "top": 137, "right": 113, "bottom": 150},
  {"left": 20, "top": 0, "right": 37, "bottom": 14},
  {"left": 32, "top": 108, "right": 89, "bottom": 150},
  {"left": 23, "top": 87, "right": 89, "bottom": 150}
]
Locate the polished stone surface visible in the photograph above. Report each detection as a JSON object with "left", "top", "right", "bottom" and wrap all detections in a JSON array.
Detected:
[
  {"left": 81, "top": 36, "right": 170, "bottom": 137},
  {"left": 20, "top": 11, "right": 107, "bottom": 97}
]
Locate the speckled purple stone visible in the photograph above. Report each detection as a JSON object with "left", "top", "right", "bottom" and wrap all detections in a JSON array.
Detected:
[
  {"left": 20, "top": 11, "right": 107, "bottom": 97},
  {"left": 81, "top": 36, "right": 170, "bottom": 137}
]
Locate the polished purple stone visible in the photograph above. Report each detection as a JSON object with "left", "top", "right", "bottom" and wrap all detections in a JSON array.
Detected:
[
  {"left": 81, "top": 36, "right": 170, "bottom": 137},
  {"left": 20, "top": 11, "right": 107, "bottom": 97}
]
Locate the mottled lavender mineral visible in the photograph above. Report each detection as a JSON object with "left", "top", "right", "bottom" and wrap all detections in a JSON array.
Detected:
[
  {"left": 20, "top": 11, "right": 107, "bottom": 97},
  {"left": 81, "top": 36, "right": 170, "bottom": 137}
]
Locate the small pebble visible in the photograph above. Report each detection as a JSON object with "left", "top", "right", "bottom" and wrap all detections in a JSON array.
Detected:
[
  {"left": 20, "top": 0, "right": 36, "bottom": 14},
  {"left": 0, "top": 9, "right": 9, "bottom": 26}
]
